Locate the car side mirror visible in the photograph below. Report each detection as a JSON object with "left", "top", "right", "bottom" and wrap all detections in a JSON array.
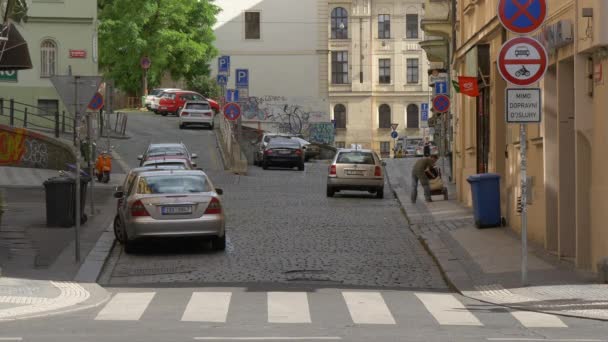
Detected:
[
  {"left": 215, "top": 188, "right": 224, "bottom": 195},
  {"left": 191, "top": 153, "right": 198, "bottom": 159},
  {"left": 113, "top": 186, "right": 124, "bottom": 198},
  {"left": 137, "top": 155, "right": 143, "bottom": 161}
]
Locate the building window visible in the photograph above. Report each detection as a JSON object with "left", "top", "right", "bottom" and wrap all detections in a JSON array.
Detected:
[
  {"left": 406, "top": 14, "right": 419, "bottom": 39},
  {"left": 379, "top": 59, "right": 391, "bottom": 84},
  {"left": 407, "top": 58, "right": 419, "bottom": 84},
  {"left": 407, "top": 104, "right": 419, "bottom": 128},
  {"left": 331, "top": 7, "right": 348, "bottom": 39},
  {"left": 332, "top": 51, "right": 349, "bottom": 84},
  {"left": 378, "top": 14, "right": 390, "bottom": 39},
  {"left": 380, "top": 141, "right": 391, "bottom": 158},
  {"left": 40, "top": 39, "right": 57, "bottom": 77},
  {"left": 245, "top": 12, "right": 261, "bottom": 40},
  {"left": 335, "top": 141, "right": 346, "bottom": 149},
  {"left": 334, "top": 104, "right": 347, "bottom": 129},
  {"left": 379, "top": 104, "right": 391, "bottom": 128},
  {"left": 37, "top": 99, "right": 58, "bottom": 116}
]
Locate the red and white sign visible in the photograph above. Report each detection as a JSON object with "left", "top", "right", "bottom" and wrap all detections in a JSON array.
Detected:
[
  {"left": 69, "top": 50, "right": 87, "bottom": 58},
  {"left": 498, "top": 0, "right": 547, "bottom": 34},
  {"left": 498, "top": 37, "right": 548, "bottom": 86},
  {"left": 594, "top": 62, "right": 603, "bottom": 84}
]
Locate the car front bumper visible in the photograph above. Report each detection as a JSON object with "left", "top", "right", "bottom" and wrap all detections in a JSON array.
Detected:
[{"left": 126, "top": 215, "right": 224, "bottom": 239}]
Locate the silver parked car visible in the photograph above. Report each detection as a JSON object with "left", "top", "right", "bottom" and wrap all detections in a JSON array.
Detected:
[
  {"left": 326, "top": 149, "right": 385, "bottom": 198},
  {"left": 178, "top": 101, "right": 215, "bottom": 130},
  {"left": 112, "top": 169, "right": 225, "bottom": 253},
  {"left": 141, "top": 158, "right": 194, "bottom": 169},
  {"left": 138, "top": 143, "right": 198, "bottom": 167}
]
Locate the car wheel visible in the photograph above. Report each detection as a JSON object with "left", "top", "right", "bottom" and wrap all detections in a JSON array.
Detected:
[
  {"left": 211, "top": 235, "right": 226, "bottom": 251},
  {"left": 376, "top": 187, "right": 384, "bottom": 199},
  {"left": 326, "top": 187, "right": 334, "bottom": 197},
  {"left": 262, "top": 160, "right": 269, "bottom": 170},
  {"left": 113, "top": 215, "right": 125, "bottom": 243},
  {"left": 161, "top": 112, "right": 168, "bottom": 116},
  {"left": 179, "top": 123, "right": 185, "bottom": 129},
  {"left": 298, "top": 163, "right": 305, "bottom": 171}
]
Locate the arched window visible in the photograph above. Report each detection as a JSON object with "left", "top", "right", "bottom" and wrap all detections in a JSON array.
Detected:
[
  {"left": 40, "top": 39, "right": 57, "bottom": 77},
  {"left": 334, "top": 104, "right": 347, "bottom": 129},
  {"left": 331, "top": 7, "right": 348, "bottom": 39},
  {"left": 379, "top": 104, "right": 391, "bottom": 128},
  {"left": 407, "top": 104, "right": 419, "bottom": 128}
]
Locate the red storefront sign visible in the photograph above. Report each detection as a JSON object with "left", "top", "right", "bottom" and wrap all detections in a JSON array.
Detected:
[{"left": 69, "top": 50, "right": 87, "bottom": 58}]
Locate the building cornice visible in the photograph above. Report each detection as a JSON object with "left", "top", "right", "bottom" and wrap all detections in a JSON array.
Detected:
[{"left": 27, "top": 16, "right": 94, "bottom": 24}]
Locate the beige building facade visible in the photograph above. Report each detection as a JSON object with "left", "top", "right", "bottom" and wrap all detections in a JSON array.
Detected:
[
  {"left": 421, "top": 0, "right": 608, "bottom": 272},
  {"left": 328, "top": 0, "right": 431, "bottom": 157}
]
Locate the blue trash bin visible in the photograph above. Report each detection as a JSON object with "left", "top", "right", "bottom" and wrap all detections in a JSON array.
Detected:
[{"left": 467, "top": 173, "right": 501, "bottom": 228}]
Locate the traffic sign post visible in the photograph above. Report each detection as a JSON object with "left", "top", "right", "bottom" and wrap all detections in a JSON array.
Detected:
[
  {"left": 223, "top": 102, "right": 241, "bottom": 121},
  {"left": 219, "top": 56, "right": 230, "bottom": 75},
  {"left": 435, "top": 81, "right": 448, "bottom": 95},
  {"left": 216, "top": 74, "right": 227, "bottom": 86},
  {"left": 497, "top": 0, "right": 548, "bottom": 287},
  {"left": 88, "top": 92, "right": 104, "bottom": 111},
  {"left": 498, "top": 37, "right": 548, "bottom": 86}
]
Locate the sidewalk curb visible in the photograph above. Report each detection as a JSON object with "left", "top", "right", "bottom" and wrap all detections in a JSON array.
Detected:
[
  {"left": 74, "top": 223, "right": 115, "bottom": 283},
  {"left": 213, "top": 127, "right": 229, "bottom": 171}
]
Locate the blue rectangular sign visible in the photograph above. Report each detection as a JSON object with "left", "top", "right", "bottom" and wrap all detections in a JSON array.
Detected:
[
  {"left": 216, "top": 74, "right": 227, "bottom": 85},
  {"left": 435, "top": 81, "right": 448, "bottom": 95},
  {"left": 226, "top": 89, "right": 239, "bottom": 102},
  {"left": 235, "top": 69, "right": 249, "bottom": 88},
  {"left": 421, "top": 103, "right": 429, "bottom": 121},
  {"left": 218, "top": 56, "right": 230, "bottom": 74}
]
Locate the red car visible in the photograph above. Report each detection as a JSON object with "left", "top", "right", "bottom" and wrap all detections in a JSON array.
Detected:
[
  {"left": 157, "top": 91, "right": 205, "bottom": 116},
  {"left": 206, "top": 98, "right": 220, "bottom": 114}
]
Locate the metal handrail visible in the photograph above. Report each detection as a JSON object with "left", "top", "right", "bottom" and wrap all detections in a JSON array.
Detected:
[{"left": 0, "top": 98, "right": 75, "bottom": 138}]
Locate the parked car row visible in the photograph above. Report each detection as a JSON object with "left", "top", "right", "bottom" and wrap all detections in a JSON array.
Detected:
[
  {"left": 113, "top": 143, "right": 225, "bottom": 253},
  {"left": 145, "top": 88, "right": 220, "bottom": 117}
]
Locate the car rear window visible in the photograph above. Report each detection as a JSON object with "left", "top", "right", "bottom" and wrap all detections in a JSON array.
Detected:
[
  {"left": 336, "top": 152, "right": 375, "bottom": 165},
  {"left": 136, "top": 175, "right": 211, "bottom": 194},
  {"left": 186, "top": 103, "right": 211, "bottom": 110},
  {"left": 143, "top": 162, "right": 187, "bottom": 168},
  {"left": 162, "top": 93, "right": 176, "bottom": 100},
  {"left": 148, "top": 147, "right": 186, "bottom": 157}
]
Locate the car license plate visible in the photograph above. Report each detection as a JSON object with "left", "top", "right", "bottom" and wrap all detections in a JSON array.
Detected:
[
  {"left": 346, "top": 170, "right": 364, "bottom": 176},
  {"left": 191, "top": 113, "right": 202, "bottom": 117},
  {"left": 279, "top": 150, "right": 291, "bottom": 155},
  {"left": 161, "top": 206, "right": 192, "bottom": 215}
]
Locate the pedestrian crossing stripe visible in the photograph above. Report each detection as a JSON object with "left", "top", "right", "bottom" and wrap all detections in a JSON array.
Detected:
[{"left": 93, "top": 291, "right": 568, "bottom": 328}]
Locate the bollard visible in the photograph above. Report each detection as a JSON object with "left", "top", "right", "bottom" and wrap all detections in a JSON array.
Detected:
[
  {"left": 55, "top": 111, "right": 60, "bottom": 138},
  {"left": 0, "top": 98, "right": 3, "bottom": 117},
  {"left": 62, "top": 111, "right": 66, "bottom": 133},
  {"left": 23, "top": 108, "right": 28, "bottom": 128}
]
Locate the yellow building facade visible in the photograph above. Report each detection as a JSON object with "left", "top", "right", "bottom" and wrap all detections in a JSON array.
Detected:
[
  {"left": 426, "top": 0, "right": 608, "bottom": 272},
  {"left": 328, "top": 0, "right": 431, "bottom": 157}
]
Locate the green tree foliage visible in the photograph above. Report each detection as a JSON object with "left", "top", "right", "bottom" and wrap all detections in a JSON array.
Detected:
[
  {"left": 187, "top": 75, "right": 221, "bottom": 99},
  {"left": 98, "top": 0, "right": 220, "bottom": 95}
]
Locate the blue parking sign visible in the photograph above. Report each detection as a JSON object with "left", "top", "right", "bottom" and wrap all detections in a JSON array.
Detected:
[
  {"left": 218, "top": 56, "right": 230, "bottom": 74},
  {"left": 236, "top": 69, "right": 249, "bottom": 88},
  {"left": 421, "top": 103, "right": 429, "bottom": 121}
]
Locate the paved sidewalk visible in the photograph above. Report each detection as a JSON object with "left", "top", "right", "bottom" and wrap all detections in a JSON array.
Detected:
[
  {"left": 0, "top": 167, "right": 118, "bottom": 321},
  {"left": 385, "top": 158, "right": 608, "bottom": 321}
]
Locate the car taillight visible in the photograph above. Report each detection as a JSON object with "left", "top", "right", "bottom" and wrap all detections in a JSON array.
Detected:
[
  {"left": 181, "top": 111, "right": 189, "bottom": 116},
  {"left": 264, "top": 149, "right": 273, "bottom": 155},
  {"left": 130, "top": 200, "right": 149, "bottom": 217},
  {"left": 329, "top": 165, "right": 337, "bottom": 176},
  {"left": 295, "top": 149, "right": 302, "bottom": 156},
  {"left": 204, "top": 197, "right": 222, "bottom": 214},
  {"left": 375, "top": 166, "right": 382, "bottom": 177}
]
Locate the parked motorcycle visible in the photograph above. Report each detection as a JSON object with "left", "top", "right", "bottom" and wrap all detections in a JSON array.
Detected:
[{"left": 95, "top": 151, "right": 112, "bottom": 183}]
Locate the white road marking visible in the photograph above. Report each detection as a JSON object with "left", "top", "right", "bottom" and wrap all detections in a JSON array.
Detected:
[
  {"left": 342, "top": 292, "right": 396, "bottom": 325},
  {"left": 488, "top": 339, "right": 606, "bottom": 342},
  {"left": 0, "top": 338, "right": 23, "bottom": 341},
  {"left": 510, "top": 310, "right": 568, "bottom": 328},
  {"left": 95, "top": 292, "right": 155, "bottom": 321},
  {"left": 194, "top": 338, "right": 341, "bottom": 341},
  {"left": 182, "top": 292, "right": 232, "bottom": 323},
  {"left": 415, "top": 293, "right": 483, "bottom": 326},
  {"left": 267, "top": 292, "right": 311, "bottom": 323}
]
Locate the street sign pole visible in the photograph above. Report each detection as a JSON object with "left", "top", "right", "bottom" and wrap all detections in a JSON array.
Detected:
[
  {"left": 74, "top": 76, "right": 81, "bottom": 263},
  {"left": 520, "top": 123, "right": 528, "bottom": 286},
  {"left": 87, "top": 112, "right": 94, "bottom": 217}
]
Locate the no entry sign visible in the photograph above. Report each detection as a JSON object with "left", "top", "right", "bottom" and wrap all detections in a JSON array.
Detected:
[
  {"left": 223, "top": 102, "right": 241, "bottom": 121},
  {"left": 498, "top": 0, "right": 547, "bottom": 34},
  {"left": 498, "top": 37, "right": 548, "bottom": 86},
  {"left": 432, "top": 94, "right": 450, "bottom": 113}
]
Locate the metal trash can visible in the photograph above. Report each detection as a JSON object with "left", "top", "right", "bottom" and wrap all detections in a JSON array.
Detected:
[
  {"left": 466, "top": 173, "right": 501, "bottom": 228},
  {"left": 43, "top": 176, "right": 90, "bottom": 227}
]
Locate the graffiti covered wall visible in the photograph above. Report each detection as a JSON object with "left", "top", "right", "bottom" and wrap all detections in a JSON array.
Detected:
[
  {"left": 241, "top": 96, "right": 334, "bottom": 145},
  {"left": 0, "top": 125, "right": 75, "bottom": 169}
]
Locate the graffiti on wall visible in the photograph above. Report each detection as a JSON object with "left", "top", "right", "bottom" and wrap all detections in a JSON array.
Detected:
[
  {"left": 0, "top": 128, "right": 27, "bottom": 165},
  {"left": 0, "top": 125, "right": 74, "bottom": 169},
  {"left": 240, "top": 96, "right": 334, "bottom": 144}
]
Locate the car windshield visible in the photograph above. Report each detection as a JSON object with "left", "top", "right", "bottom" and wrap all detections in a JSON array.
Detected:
[
  {"left": 336, "top": 152, "right": 375, "bottom": 165},
  {"left": 136, "top": 175, "right": 211, "bottom": 194},
  {"left": 186, "top": 103, "right": 210, "bottom": 110},
  {"left": 148, "top": 146, "right": 187, "bottom": 157}
]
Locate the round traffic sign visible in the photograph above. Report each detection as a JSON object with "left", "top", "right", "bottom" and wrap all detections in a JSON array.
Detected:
[
  {"left": 88, "top": 92, "right": 104, "bottom": 110},
  {"left": 391, "top": 131, "right": 398, "bottom": 139},
  {"left": 498, "top": 37, "right": 548, "bottom": 86},
  {"left": 141, "top": 56, "right": 152, "bottom": 70},
  {"left": 498, "top": 0, "right": 547, "bottom": 34},
  {"left": 223, "top": 102, "right": 241, "bottom": 121},
  {"left": 432, "top": 94, "right": 451, "bottom": 113}
]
